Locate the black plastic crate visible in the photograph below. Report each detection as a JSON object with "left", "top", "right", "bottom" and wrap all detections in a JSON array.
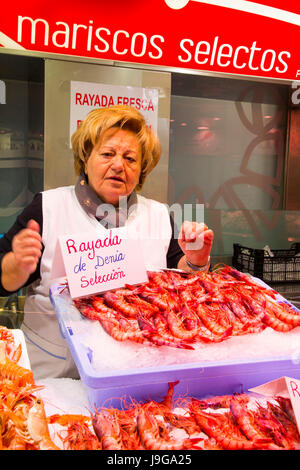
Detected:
[{"left": 232, "top": 243, "right": 300, "bottom": 283}]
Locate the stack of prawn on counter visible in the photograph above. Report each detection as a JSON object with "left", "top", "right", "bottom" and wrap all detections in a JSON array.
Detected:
[
  {"left": 0, "top": 326, "right": 60, "bottom": 450},
  {"left": 0, "top": 326, "right": 93, "bottom": 450},
  {"left": 74, "top": 265, "right": 300, "bottom": 349},
  {"left": 90, "top": 381, "right": 300, "bottom": 450}
]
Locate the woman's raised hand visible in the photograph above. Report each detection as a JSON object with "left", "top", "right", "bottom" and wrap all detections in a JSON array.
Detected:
[
  {"left": 12, "top": 219, "right": 42, "bottom": 274},
  {"left": 178, "top": 221, "right": 214, "bottom": 268}
]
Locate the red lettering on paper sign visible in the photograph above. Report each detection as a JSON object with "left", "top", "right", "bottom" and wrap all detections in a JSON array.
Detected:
[
  {"left": 75, "top": 92, "right": 115, "bottom": 107},
  {"left": 286, "top": 377, "right": 300, "bottom": 435},
  {"left": 74, "top": 92, "right": 155, "bottom": 112},
  {"left": 69, "top": 81, "right": 159, "bottom": 147},
  {"left": 289, "top": 379, "right": 300, "bottom": 398}
]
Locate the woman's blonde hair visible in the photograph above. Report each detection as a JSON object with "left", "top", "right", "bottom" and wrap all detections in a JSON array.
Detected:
[{"left": 71, "top": 105, "right": 161, "bottom": 190}]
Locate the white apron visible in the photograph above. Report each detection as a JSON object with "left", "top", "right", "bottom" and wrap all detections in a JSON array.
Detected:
[{"left": 22, "top": 186, "right": 172, "bottom": 380}]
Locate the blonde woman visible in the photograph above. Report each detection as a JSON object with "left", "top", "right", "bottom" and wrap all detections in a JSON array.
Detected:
[{"left": 0, "top": 105, "right": 213, "bottom": 379}]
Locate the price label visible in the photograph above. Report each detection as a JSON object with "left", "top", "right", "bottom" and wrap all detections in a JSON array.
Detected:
[{"left": 51, "top": 227, "right": 148, "bottom": 298}]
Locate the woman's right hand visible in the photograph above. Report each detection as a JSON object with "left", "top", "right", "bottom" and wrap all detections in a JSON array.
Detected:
[{"left": 11, "top": 219, "right": 42, "bottom": 274}]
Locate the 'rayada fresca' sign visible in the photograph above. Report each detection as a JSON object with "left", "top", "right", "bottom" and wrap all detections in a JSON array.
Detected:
[
  {"left": 69, "top": 81, "right": 159, "bottom": 145},
  {"left": 0, "top": 0, "right": 299, "bottom": 81},
  {"left": 51, "top": 228, "right": 148, "bottom": 299}
]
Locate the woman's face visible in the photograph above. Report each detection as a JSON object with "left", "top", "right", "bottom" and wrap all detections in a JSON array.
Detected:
[{"left": 84, "top": 128, "right": 142, "bottom": 206}]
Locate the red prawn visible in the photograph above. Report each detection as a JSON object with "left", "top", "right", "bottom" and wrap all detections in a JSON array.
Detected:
[{"left": 136, "top": 406, "right": 202, "bottom": 450}]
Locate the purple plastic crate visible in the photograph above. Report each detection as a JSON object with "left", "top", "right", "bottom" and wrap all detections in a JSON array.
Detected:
[{"left": 49, "top": 282, "right": 300, "bottom": 410}]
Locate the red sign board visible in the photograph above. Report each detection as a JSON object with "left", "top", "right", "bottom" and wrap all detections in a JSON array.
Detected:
[{"left": 0, "top": 0, "right": 299, "bottom": 81}]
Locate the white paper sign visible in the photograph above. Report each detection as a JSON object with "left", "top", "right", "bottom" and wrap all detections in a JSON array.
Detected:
[
  {"left": 52, "top": 227, "right": 148, "bottom": 299},
  {"left": 70, "top": 80, "right": 159, "bottom": 145},
  {"left": 249, "top": 376, "right": 300, "bottom": 434}
]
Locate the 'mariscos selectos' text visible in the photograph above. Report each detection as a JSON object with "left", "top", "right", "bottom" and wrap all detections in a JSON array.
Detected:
[{"left": 17, "top": 16, "right": 291, "bottom": 74}]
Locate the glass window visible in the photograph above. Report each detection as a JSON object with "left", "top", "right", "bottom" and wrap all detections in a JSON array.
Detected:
[
  {"left": 168, "top": 73, "right": 289, "bottom": 258},
  {"left": 0, "top": 54, "right": 44, "bottom": 234}
]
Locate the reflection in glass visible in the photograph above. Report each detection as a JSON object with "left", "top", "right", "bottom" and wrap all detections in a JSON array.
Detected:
[
  {"left": 169, "top": 74, "right": 289, "bottom": 257},
  {"left": 0, "top": 56, "right": 44, "bottom": 234}
]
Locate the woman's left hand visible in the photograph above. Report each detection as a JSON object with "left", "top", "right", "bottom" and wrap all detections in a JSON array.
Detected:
[{"left": 178, "top": 221, "right": 214, "bottom": 268}]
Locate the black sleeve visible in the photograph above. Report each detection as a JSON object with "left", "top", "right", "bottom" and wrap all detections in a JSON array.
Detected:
[
  {"left": 0, "top": 193, "right": 43, "bottom": 296},
  {"left": 166, "top": 214, "right": 184, "bottom": 269}
]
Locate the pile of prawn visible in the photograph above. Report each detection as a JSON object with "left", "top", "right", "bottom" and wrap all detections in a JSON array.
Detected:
[
  {"left": 89, "top": 381, "right": 300, "bottom": 450},
  {"left": 0, "top": 327, "right": 92, "bottom": 450},
  {"left": 1, "top": 327, "right": 300, "bottom": 450},
  {"left": 0, "top": 326, "right": 22, "bottom": 363},
  {"left": 73, "top": 265, "right": 300, "bottom": 350},
  {"left": 0, "top": 326, "right": 61, "bottom": 450}
]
